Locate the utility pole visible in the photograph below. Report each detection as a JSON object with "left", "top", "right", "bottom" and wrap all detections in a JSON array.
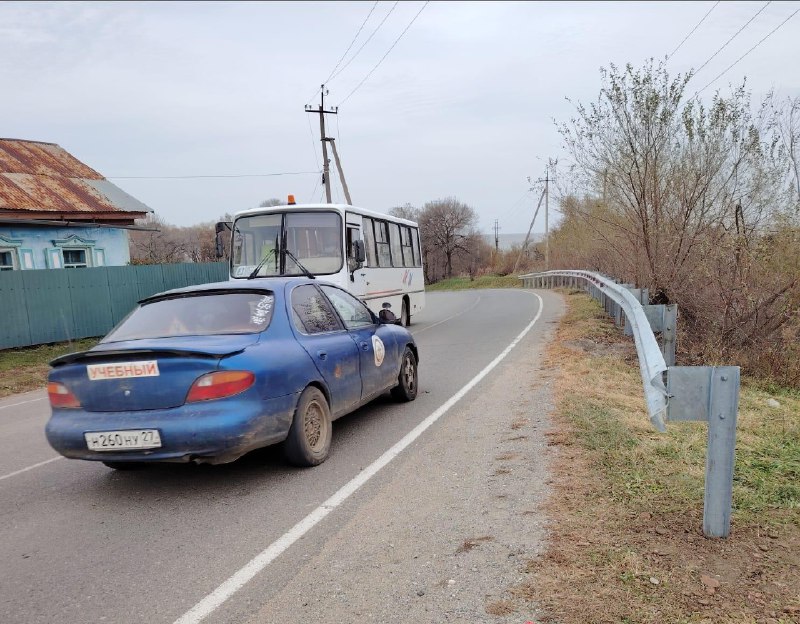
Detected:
[
  {"left": 328, "top": 138, "right": 352, "bottom": 205},
  {"left": 305, "top": 85, "right": 338, "bottom": 204},
  {"left": 544, "top": 164, "right": 550, "bottom": 270},
  {"left": 493, "top": 219, "right": 500, "bottom": 253},
  {"left": 513, "top": 187, "right": 545, "bottom": 274}
]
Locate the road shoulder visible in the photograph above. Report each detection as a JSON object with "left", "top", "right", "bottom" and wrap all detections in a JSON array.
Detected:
[{"left": 246, "top": 289, "right": 565, "bottom": 623}]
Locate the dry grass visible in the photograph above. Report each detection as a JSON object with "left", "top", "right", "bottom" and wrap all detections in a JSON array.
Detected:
[
  {"left": 510, "top": 291, "right": 800, "bottom": 624},
  {"left": 485, "top": 599, "right": 517, "bottom": 616},
  {"left": 455, "top": 536, "right": 494, "bottom": 555},
  {"left": 495, "top": 451, "right": 520, "bottom": 461},
  {"left": 0, "top": 339, "right": 98, "bottom": 398}
]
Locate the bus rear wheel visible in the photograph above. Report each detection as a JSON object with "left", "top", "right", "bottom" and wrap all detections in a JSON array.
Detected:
[{"left": 401, "top": 300, "right": 410, "bottom": 327}]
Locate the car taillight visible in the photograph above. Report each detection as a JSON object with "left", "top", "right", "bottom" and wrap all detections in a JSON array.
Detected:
[
  {"left": 48, "top": 382, "right": 81, "bottom": 409},
  {"left": 186, "top": 371, "right": 255, "bottom": 403}
]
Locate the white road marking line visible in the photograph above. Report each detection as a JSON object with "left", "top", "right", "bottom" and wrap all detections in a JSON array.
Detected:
[
  {"left": 0, "top": 456, "right": 63, "bottom": 482},
  {"left": 174, "top": 292, "right": 544, "bottom": 624},
  {"left": 410, "top": 294, "right": 482, "bottom": 336},
  {"left": 0, "top": 396, "right": 46, "bottom": 411}
]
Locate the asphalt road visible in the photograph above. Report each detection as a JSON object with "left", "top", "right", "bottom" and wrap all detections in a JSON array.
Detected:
[{"left": 0, "top": 288, "right": 560, "bottom": 624}]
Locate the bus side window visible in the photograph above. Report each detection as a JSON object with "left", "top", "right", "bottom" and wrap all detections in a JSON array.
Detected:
[
  {"left": 389, "top": 223, "right": 402, "bottom": 267},
  {"left": 401, "top": 226, "right": 414, "bottom": 267},
  {"left": 363, "top": 218, "right": 377, "bottom": 267},
  {"left": 411, "top": 227, "right": 421, "bottom": 266},
  {"left": 375, "top": 221, "right": 392, "bottom": 267}
]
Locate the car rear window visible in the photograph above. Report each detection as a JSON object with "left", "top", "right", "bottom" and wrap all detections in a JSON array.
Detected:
[{"left": 102, "top": 292, "right": 275, "bottom": 342}]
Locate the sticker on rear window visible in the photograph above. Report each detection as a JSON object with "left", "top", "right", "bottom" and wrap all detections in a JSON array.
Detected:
[
  {"left": 87, "top": 361, "right": 160, "bottom": 381},
  {"left": 250, "top": 295, "right": 273, "bottom": 326}
]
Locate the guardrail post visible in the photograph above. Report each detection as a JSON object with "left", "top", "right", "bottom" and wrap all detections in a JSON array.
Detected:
[
  {"left": 662, "top": 304, "right": 677, "bottom": 367},
  {"left": 704, "top": 367, "right": 740, "bottom": 538}
]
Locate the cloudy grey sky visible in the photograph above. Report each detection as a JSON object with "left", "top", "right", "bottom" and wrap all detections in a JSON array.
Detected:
[{"left": 2, "top": 1, "right": 799, "bottom": 234}]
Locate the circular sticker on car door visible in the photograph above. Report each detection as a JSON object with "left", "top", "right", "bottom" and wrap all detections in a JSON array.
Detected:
[{"left": 372, "top": 335, "right": 385, "bottom": 367}]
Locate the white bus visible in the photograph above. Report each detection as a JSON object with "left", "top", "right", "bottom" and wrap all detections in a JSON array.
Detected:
[{"left": 218, "top": 201, "right": 425, "bottom": 326}]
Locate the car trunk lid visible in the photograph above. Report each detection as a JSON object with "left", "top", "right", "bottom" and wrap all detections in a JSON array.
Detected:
[{"left": 50, "top": 335, "right": 258, "bottom": 412}]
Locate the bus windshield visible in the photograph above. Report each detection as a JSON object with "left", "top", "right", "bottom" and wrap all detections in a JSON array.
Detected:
[{"left": 232, "top": 211, "right": 343, "bottom": 278}]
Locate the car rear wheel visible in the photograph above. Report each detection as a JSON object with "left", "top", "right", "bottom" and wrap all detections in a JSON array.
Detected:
[
  {"left": 391, "top": 347, "right": 418, "bottom": 402},
  {"left": 102, "top": 461, "right": 145, "bottom": 471},
  {"left": 284, "top": 386, "right": 332, "bottom": 467}
]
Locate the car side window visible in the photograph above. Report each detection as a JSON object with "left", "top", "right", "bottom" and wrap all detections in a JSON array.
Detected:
[
  {"left": 291, "top": 285, "right": 344, "bottom": 334},
  {"left": 320, "top": 285, "right": 375, "bottom": 330}
]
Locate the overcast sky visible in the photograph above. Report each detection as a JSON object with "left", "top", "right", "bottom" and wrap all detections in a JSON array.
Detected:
[{"left": 2, "top": 1, "right": 799, "bottom": 234}]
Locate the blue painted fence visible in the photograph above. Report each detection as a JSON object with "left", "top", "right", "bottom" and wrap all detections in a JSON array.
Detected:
[{"left": 0, "top": 262, "right": 229, "bottom": 349}]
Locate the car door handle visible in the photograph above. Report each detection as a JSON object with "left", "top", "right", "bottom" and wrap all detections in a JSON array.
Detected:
[
  {"left": 359, "top": 342, "right": 369, "bottom": 351},
  {"left": 317, "top": 350, "right": 328, "bottom": 360}
]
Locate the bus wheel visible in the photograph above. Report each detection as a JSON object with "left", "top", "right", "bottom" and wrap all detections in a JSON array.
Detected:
[{"left": 401, "top": 300, "right": 410, "bottom": 327}]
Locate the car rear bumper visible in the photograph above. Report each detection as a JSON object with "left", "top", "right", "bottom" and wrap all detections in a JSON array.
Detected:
[{"left": 45, "top": 392, "right": 299, "bottom": 464}]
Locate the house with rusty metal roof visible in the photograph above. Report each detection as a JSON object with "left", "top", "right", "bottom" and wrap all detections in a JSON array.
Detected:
[{"left": 0, "top": 139, "right": 151, "bottom": 270}]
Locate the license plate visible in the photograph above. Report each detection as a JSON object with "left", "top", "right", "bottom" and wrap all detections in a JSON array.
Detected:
[{"left": 84, "top": 430, "right": 162, "bottom": 451}]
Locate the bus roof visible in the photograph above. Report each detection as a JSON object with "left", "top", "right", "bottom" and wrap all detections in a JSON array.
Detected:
[{"left": 234, "top": 203, "right": 419, "bottom": 227}]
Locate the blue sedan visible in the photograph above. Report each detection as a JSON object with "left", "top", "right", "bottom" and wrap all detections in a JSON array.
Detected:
[{"left": 45, "top": 278, "right": 419, "bottom": 469}]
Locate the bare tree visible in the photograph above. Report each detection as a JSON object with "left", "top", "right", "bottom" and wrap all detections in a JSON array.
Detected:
[
  {"left": 389, "top": 203, "right": 420, "bottom": 222},
  {"left": 418, "top": 198, "right": 479, "bottom": 279},
  {"left": 129, "top": 213, "right": 187, "bottom": 264},
  {"left": 556, "top": 60, "right": 800, "bottom": 383},
  {"left": 259, "top": 198, "right": 284, "bottom": 207}
]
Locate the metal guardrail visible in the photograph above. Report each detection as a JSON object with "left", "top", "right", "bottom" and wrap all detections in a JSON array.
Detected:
[{"left": 521, "top": 270, "right": 740, "bottom": 538}]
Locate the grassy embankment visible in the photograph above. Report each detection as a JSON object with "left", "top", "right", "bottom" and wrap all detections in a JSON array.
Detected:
[
  {"left": 0, "top": 339, "right": 97, "bottom": 398},
  {"left": 425, "top": 274, "right": 522, "bottom": 291},
  {"left": 513, "top": 291, "right": 799, "bottom": 623}
]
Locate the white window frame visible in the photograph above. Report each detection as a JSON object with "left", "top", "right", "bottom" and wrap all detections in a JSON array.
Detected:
[
  {"left": 52, "top": 235, "right": 96, "bottom": 269},
  {"left": 62, "top": 247, "right": 90, "bottom": 269},
  {"left": 0, "top": 247, "right": 17, "bottom": 271},
  {"left": 0, "top": 236, "right": 23, "bottom": 271}
]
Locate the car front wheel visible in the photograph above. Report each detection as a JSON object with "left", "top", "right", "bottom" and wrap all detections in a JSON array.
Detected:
[
  {"left": 284, "top": 386, "right": 332, "bottom": 467},
  {"left": 391, "top": 347, "right": 418, "bottom": 402}
]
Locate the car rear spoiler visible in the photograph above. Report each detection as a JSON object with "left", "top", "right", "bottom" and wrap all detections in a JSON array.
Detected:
[{"left": 50, "top": 347, "right": 246, "bottom": 367}]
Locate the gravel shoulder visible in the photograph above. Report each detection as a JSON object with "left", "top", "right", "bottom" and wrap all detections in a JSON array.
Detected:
[{"left": 245, "top": 290, "right": 565, "bottom": 623}]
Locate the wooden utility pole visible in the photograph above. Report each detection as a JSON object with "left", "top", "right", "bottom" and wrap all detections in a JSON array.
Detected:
[
  {"left": 328, "top": 138, "right": 352, "bottom": 205},
  {"left": 305, "top": 85, "right": 338, "bottom": 204},
  {"left": 544, "top": 165, "right": 550, "bottom": 270},
  {"left": 493, "top": 219, "right": 500, "bottom": 252},
  {"left": 512, "top": 188, "right": 545, "bottom": 273}
]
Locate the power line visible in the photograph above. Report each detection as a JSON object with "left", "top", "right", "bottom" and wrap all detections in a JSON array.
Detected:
[
  {"left": 692, "top": 1, "right": 772, "bottom": 77},
  {"left": 667, "top": 1, "right": 720, "bottom": 59},
  {"left": 501, "top": 189, "right": 534, "bottom": 220},
  {"left": 694, "top": 6, "right": 799, "bottom": 96},
  {"left": 322, "top": 1, "right": 379, "bottom": 86},
  {"left": 108, "top": 171, "right": 320, "bottom": 180},
  {"left": 328, "top": 2, "right": 400, "bottom": 84},
  {"left": 339, "top": 1, "right": 430, "bottom": 106}
]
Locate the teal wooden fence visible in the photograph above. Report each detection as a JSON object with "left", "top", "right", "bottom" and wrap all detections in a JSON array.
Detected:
[{"left": 0, "top": 262, "right": 229, "bottom": 349}]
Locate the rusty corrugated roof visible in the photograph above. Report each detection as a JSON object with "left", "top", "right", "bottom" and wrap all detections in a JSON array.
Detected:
[{"left": 0, "top": 139, "right": 150, "bottom": 219}]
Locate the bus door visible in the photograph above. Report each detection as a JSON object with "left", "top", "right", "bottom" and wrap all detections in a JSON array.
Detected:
[{"left": 345, "top": 213, "right": 366, "bottom": 298}]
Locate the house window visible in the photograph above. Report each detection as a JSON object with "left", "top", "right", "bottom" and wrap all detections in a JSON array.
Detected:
[
  {"left": 63, "top": 248, "right": 89, "bottom": 269},
  {"left": 0, "top": 249, "right": 16, "bottom": 271}
]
